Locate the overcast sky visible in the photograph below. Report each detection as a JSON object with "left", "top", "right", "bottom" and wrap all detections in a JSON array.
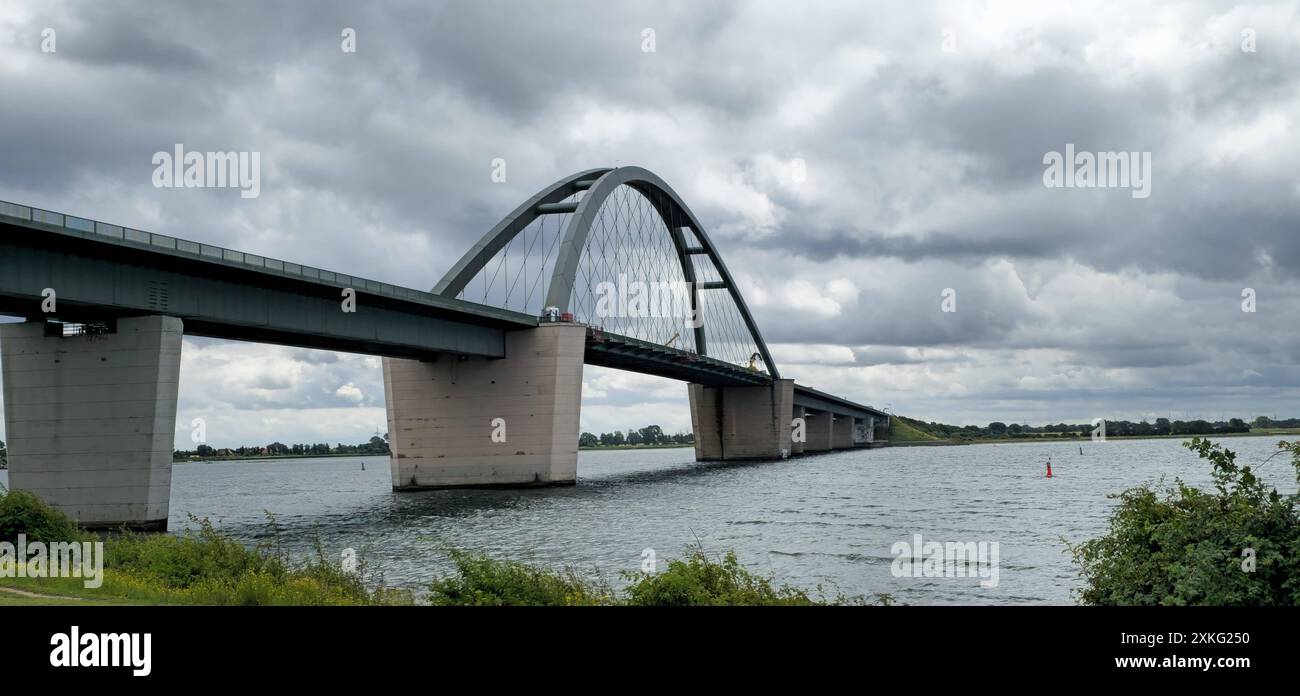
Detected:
[{"left": 2, "top": 1, "right": 1299, "bottom": 448}]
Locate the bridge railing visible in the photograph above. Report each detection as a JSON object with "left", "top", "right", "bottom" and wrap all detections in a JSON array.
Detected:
[{"left": 0, "top": 199, "right": 530, "bottom": 321}]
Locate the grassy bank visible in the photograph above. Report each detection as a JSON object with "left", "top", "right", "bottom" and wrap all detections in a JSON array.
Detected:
[
  {"left": 0, "top": 486, "right": 880, "bottom": 606},
  {"left": 887, "top": 416, "right": 942, "bottom": 443},
  {"left": 0, "top": 487, "right": 409, "bottom": 605}
]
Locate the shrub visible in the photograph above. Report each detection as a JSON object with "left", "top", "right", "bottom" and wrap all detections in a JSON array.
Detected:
[
  {"left": 0, "top": 491, "right": 406, "bottom": 606},
  {"left": 427, "top": 547, "right": 877, "bottom": 606},
  {"left": 427, "top": 549, "right": 615, "bottom": 606},
  {"left": 0, "top": 487, "right": 85, "bottom": 544},
  {"left": 622, "top": 549, "right": 826, "bottom": 605},
  {"left": 1072, "top": 438, "right": 1300, "bottom": 605},
  {"left": 106, "top": 517, "right": 284, "bottom": 589}
]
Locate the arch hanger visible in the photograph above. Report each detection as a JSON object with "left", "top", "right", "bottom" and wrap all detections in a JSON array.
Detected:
[{"left": 434, "top": 166, "right": 779, "bottom": 380}]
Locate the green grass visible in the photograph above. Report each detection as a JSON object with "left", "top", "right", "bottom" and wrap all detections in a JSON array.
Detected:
[
  {"left": 2, "top": 484, "right": 415, "bottom": 606},
  {"left": 2, "top": 484, "right": 885, "bottom": 606},
  {"left": 0, "top": 587, "right": 145, "bottom": 606},
  {"left": 888, "top": 416, "right": 941, "bottom": 442},
  {"left": 428, "top": 547, "right": 890, "bottom": 606}
]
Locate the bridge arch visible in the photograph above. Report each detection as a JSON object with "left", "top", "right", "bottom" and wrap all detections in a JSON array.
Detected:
[{"left": 435, "top": 166, "right": 779, "bottom": 378}]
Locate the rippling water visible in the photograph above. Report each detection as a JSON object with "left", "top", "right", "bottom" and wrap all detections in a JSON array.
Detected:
[{"left": 3, "top": 436, "right": 1295, "bottom": 604}]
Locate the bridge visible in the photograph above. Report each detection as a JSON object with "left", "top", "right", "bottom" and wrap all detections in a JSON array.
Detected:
[{"left": 0, "top": 166, "right": 888, "bottom": 529}]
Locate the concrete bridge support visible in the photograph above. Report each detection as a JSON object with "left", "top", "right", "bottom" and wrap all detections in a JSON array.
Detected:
[
  {"left": 832, "top": 416, "right": 856, "bottom": 449},
  {"left": 1, "top": 316, "right": 183, "bottom": 530},
  {"left": 852, "top": 416, "right": 873, "bottom": 444},
  {"left": 383, "top": 322, "right": 586, "bottom": 489},
  {"left": 855, "top": 417, "right": 874, "bottom": 445},
  {"left": 803, "top": 411, "right": 834, "bottom": 452},
  {"left": 688, "top": 379, "right": 794, "bottom": 460},
  {"left": 791, "top": 406, "right": 806, "bottom": 456}
]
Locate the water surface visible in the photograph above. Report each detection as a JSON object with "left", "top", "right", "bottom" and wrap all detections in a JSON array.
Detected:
[{"left": 3, "top": 437, "right": 1294, "bottom": 604}]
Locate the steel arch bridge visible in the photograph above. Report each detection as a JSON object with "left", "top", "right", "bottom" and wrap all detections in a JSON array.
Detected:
[
  {"left": 434, "top": 166, "right": 778, "bottom": 387},
  {"left": 0, "top": 167, "right": 890, "bottom": 522}
]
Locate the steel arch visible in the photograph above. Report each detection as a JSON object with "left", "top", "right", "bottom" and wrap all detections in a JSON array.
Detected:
[
  {"left": 433, "top": 168, "right": 611, "bottom": 297},
  {"left": 434, "top": 166, "right": 779, "bottom": 379}
]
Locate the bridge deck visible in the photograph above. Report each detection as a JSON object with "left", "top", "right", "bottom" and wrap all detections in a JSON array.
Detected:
[
  {"left": 0, "top": 200, "right": 533, "bottom": 359},
  {"left": 0, "top": 199, "right": 885, "bottom": 419}
]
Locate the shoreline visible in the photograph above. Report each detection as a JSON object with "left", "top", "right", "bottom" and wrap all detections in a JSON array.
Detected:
[
  {"left": 171, "top": 442, "right": 696, "bottom": 463},
  {"left": 892, "top": 429, "right": 1300, "bottom": 447},
  {"left": 161, "top": 432, "right": 1300, "bottom": 463}
]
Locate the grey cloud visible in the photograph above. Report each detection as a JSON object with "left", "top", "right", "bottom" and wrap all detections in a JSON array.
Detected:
[{"left": 2, "top": 0, "right": 1298, "bottom": 437}]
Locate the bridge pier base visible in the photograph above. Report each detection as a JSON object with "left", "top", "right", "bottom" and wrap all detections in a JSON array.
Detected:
[
  {"left": 804, "top": 412, "right": 834, "bottom": 452},
  {"left": 687, "top": 379, "right": 793, "bottom": 461},
  {"left": 832, "top": 416, "right": 856, "bottom": 449},
  {"left": 855, "top": 417, "right": 874, "bottom": 445},
  {"left": 791, "top": 406, "right": 806, "bottom": 456},
  {"left": 1, "top": 316, "right": 183, "bottom": 530},
  {"left": 383, "top": 322, "right": 585, "bottom": 490}
]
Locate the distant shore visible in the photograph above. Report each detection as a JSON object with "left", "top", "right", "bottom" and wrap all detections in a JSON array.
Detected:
[
  {"left": 894, "top": 428, "right": 1300, "bottom": 448},
  {"left": 172, "top": 442, "right": 695, "bottom": 463},
  {"left": 173, "top": 452, "right": 386, "bottom": 463},
  {"left": 163, "top": 429, "right": 1300, "bottom": 464}
]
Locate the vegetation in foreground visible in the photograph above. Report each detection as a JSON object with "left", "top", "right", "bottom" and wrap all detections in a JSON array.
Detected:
[
  {"left": 1, "top": 486, "right": 874, "bottom": 606},
  {"left": 1, "top": 486, "right": 406, "bottom": 605},
  {"left": 428, "top": 547, "right": 886, "bottom": 606},
  {"left": 1071, "top": 438, "right": 1300, "bottom": 605}
]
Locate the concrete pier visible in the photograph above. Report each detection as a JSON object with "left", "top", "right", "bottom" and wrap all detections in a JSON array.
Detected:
[
  {"left": 1, "top": 316, "right": 183, "bottom": 530},
  {"left": 791, "top": 406, "right": 806, "bottom": 455},
  {"left": 688, "top": 379, "right": 794, "bottom": 460},
  {"left": 855, "top": 416, "right": 874, "bottom": 445},
  {"left": 383, "top": 322, "right": 586, "bottom": 489},
  {"left": 832, "top": 415, "right": 856, "bottom": 449},
  {"left": 804, "top": 411, "right": 834, "bottom": 452}
]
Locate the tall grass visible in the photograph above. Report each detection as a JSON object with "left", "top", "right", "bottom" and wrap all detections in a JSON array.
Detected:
[
  {"left": 2, "top": 487, "right": 885, "bottom": 606},
  {"left": 429, "top": 546, "right": 889, "bottom": 606},
  {"left": 0, "top": 486, "right": 410, "bottom": 605}
]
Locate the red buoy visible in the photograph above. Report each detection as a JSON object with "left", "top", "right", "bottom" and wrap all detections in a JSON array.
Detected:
[{"left": 1046, "top": 460, "right": 1053, "bottom": 478}]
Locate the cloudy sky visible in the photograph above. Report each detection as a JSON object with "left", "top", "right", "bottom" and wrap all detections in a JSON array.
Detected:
[{"left": 2, "top": 0, "right": 1299, "bottom": 448}]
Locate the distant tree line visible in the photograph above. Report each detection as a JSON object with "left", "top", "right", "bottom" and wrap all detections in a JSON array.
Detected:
[
  {"left": 579, "top": 425, "right": 693, "bottom": 448},
  {"left": 900, "top": 415, "right": 1279, "bottom": 441},
  {"left": 175, "top": 434, "right": 390, "bottom": 459},
  {"left": 1251, "top": 416, "right": 1300, "bottom": 429}
]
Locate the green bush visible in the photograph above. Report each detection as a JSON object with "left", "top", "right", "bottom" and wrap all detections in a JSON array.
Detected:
[
  {"left": 1072, "top": 438, "right": 1300, "bottom": 605},
  {"left": 96, "top": 516, "right": 395, "bottom": 605},
  {"left": 106, "top": 518, "right": 277, "bottom": 589},
  {"left": 0, "top": 487, "right": 85, "bottom": 544},
  {"left": 3, "top": 488, "right": 880, "bottom": 606},
  {"left": 621, "top": 549, "right": 827, "bottom": 605},
  {"left": 428, "top": 547, "right": 878, "bottom": 606},
  {"left": 428, "top": 549, "right": 615, "bottom": 606},
  {"left": 0, "top": 489, "right": 405, "bottom": 605}
]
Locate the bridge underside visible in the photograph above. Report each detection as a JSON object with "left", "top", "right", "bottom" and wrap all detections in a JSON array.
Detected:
[{"left": 584, "top": 329, "right": 771, "bottom": 387}]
